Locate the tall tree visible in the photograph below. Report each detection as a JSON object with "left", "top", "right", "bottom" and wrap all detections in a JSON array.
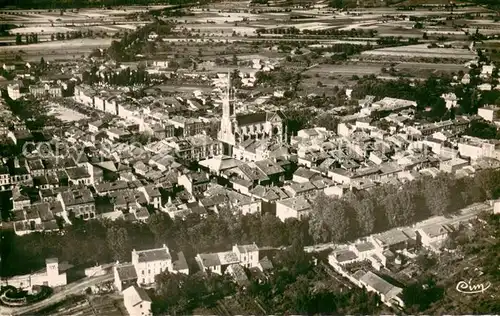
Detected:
[
  {"left": 350, "top": 193, "right": 376, "bottom": 236},
  {"left": 106, "top": 225, "right": 129, "bottom": 261},
  {"left": 309, "top": 193, "right": 351, "bottom": 243}
]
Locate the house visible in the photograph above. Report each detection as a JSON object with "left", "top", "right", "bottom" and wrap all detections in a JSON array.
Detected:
[
  {"left": 441, "top": 93, "right": 458, "bottom": 110},
  {"left": 478, "top": 105, "right": 500, "bottom": 122},
  {"left": 199, "top": 155, "right": 244, "bottom": 176},
  {"left": 257, "top": 257, "right": 273, "bottom": 273},
  {"left": 254, "top": 159, "right": 285, "bottom": 184},
  {"left": 328, "top": 249, "right": 361, "bottom": 268},
  {"left": 132, "top": 245, "right": 173, "bottom": 286},
  {"left": 283, "top": 181, "right": 318, "bottom": 198},
  {"left": 357, "top": 271, "right": 404, "bottom": 308},
  {"left": 88, "top": 120, "right": 105, "bottom": 133},
  {"left": 12, "top": 186, "right": 31, "bottom": 210},
  {"left": 7, "top": 83, "right": 23, "bottom": 100},
  {"left": 138, "top": 185, "right": 162, "bottom": 209},
  {"left": 107, "top": 128, "right": 131, "bottom": 141},
  {"left": 439, "top": 158, "right": 469, "bottom": 173},
  {"left": 417, "top": 224, "right": 455, "bottom": 253},
  {"left": 58, "top": 187, "right": 96, "bottom": 220},
  {"left": 232, "top": 243, "right": 259, "bottom": 269},
  {"left": 95, "top": 180, "right": 129, "bottom": 196},
  {"left": 351, "top": 241, "right": 377, "bottom": 260},
  {"left": 0, "top": 165, "right": 10, "bottom": 191},
  {"left": 178, "top": 171, "right": 210, "bottom": 195},
  {"left": 123, "top": 285, "right": 152, "bottom": 316},
  {"left": 293, "top": 167, "right": 320, "bottom": 183},
  {"left": 114, "top": 263, "right": 138, "bottom": 293},
  {"left": 370, "top": 229, "right": 412, "bottom": 251},
  {"left": 7, "top": 129, "right": 34, "bottom": 146},
  {"left": 172, "top": 251, "right": 189, "bottom": 275},
  {"left": 195, "top": 243, "right": 260, "bottom": 275},
  {"left": 13, "top": 201, "right": 61, "bottom": 236},
  {"left": 276, "top": 196, "right": 312, "bottom": 222},
  {"left": 66, "top": 167, "right": 92, "bottom": 186}
]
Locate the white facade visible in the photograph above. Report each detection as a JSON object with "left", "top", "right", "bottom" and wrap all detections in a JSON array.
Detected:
[
  {"left": 132, "top": 245, "right": 173, "bottom": 286},
  {"left": 123, "top": 285, "right": 152, "bottom": 316},
  {"left": 0, "top": 258, "right": 67, "bottom": 290},
  {"left": 458, "top": 138, "right": 499, "bottom": 160},
  {"left": 478, "top": 106, "right": 499, "bottom": 122},
  {"left": 7, "top": 84, "right": 22, "bottom": 100},
  {"left": 232, "top": 244, "right": 259, "bottom": 269}
]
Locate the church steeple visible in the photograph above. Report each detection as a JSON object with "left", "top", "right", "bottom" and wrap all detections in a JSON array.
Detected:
[
  {"left": 222, "top": 71, "right": 234, "bottom": 118},
  {"left": 218, "top": 71, "right": 236, "bottom": 149}
]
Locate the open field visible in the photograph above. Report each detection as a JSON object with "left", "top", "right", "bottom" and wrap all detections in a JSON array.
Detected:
[
  {"left": 48, "top": 102, "right": 90, "bottom": 122},
  {"left": 361, "top": 43, "right": 476, "bottom": 59},
  {"left": 304, "top": 63, "right": 384, "bottom": 76},
  {"left": 0, "top": 38, "right": 113, "bottom": 61}
]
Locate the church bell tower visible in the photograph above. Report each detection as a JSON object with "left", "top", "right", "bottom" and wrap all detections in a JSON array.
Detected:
[{"left": 218, "top": 71, "right": 236, "bottom": 153}]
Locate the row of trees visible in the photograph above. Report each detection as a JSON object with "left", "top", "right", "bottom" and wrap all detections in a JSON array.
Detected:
[
  {"left": 81, "top": 65, "right": 149, "bottom": 86},
  {"left": 107, "top": 22, "right": 171, "bottom": 61},
  {"left": 0, "top": 209, "right": 312, "bottom": 277},
  {"left": 15, "top": 34, "right": 38, "bottom": 45},
  {"left": 309, "top": 169, "right": 500, "bottom": 243}
]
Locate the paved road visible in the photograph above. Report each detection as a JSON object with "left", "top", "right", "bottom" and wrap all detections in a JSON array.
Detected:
[{"left": 1, "top": 274, "right": 113, "bottom": 316}]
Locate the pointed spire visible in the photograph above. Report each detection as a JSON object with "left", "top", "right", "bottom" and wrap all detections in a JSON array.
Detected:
[{"left": 227, "top": 69, "right": 231, "bottom": 102}]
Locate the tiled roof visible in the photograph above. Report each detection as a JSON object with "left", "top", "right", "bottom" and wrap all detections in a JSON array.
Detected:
[{"left": 136, "top": 247, "right": 171, "bottom": 263}]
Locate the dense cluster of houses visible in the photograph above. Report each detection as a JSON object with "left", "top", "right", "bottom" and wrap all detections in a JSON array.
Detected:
[{"left": 2, "top": 47, "right": 500, "bottom": 315}]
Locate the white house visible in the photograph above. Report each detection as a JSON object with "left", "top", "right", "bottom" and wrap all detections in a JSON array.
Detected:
[
  {"left": 417, "top": 224, "right": 455, "bottom": 253},
  {"left": 232, "top": 243, "right": 259, "bottom": 269},
  {"left": 440, "top": 93, "right": 458, "bottom": 110},
  {"left": 132, "top": 245, "right": 173, "bottom": 286},
  {"left": 123, "top": 285, "right": 152, "bottom": 316},
  {"left": 195, "top": 243, "right": 260, "bottom": 275},
  {"left": 478, "top": 106, "right": 500, "bottom": 122}
]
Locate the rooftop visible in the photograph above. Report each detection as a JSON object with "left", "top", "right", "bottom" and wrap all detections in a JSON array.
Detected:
[{"left": 134, "top": 246, "right": 171, "bottom": 263}]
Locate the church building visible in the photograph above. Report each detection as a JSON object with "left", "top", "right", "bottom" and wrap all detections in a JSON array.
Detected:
[{"left": 217, "top": 72, "right": 287, "bottom": 155}]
